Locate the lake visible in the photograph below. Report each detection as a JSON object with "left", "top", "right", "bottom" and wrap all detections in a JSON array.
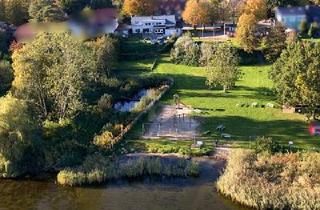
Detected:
[{"left": 0, "top": 158, "right": 248, "bottom": 210}]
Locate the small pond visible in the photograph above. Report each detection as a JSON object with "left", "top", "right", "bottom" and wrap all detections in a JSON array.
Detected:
[{"left": 114, "top": 89, "right": 148, "bottom": 112}]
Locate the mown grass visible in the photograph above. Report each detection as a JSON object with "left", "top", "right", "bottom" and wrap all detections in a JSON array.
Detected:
[{"left": 121, "top": 56, "right": 319, "bottom": 150}]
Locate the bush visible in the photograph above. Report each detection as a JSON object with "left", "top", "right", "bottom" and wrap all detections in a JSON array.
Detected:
[
  {"left": 97, "top": 94, "right": 113, "bottom": 111},
  {"left": 253, "top": 136, "right": 280, "bottom": 154},
  {"left": 170, "top": 35, "right": 200, "bottom": 66},
  {"left": 93, "top": 131, "right": 114, "bottom": 149},
  {"left": 217, "top": 149, "right": 320, "bottom": 210}
]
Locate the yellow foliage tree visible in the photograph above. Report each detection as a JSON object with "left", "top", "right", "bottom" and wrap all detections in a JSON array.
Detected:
[
  {"left": 242, "top": 0, "right": 267, "bottom": 20},
  {"left": 182, "top": 0, "right": 212, "bottom": 29},
  {"left": 236, "top": 13, "right": 258, "bottom": 52},
  {"left": 122, "top": 0, "right": 155, "bottom": 16}
]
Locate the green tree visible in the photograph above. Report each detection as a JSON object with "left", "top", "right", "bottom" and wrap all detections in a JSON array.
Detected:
[
  {"left": 29, "top": 0, "right": 66, "bottom": 23},
  {"left": 3, "top": 0, "right": 31, "bottom": 25},
  {"left": 205, "top": 43, "right": 240, "bottom": 92},
  {"left": 57, "top": 0, "right": 87, "bottom": 14},
  {"left": 270, "top": 41, "right": 320, "bottom": 120},
  {"left": 89, "top": 35, "right": 118, "bottom": 76},
  {"left": 262, "top": 23, "right": 287, "bottom": 63},
  {"left": 0, "top": 95, "right": 42, "bottom": 178},
  {"left": 12, "top": 33, "right": 97, "bottom": 121}
]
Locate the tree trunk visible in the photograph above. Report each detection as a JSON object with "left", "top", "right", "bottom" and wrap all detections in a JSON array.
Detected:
[{"left": 223, "top": 85, "right": 227, "bottom": 93}]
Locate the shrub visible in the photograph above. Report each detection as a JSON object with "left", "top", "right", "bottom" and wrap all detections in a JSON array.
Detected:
[
  {"left": 93, "top": 131, "right": 114, "bottom": 149},
  {"left": 170, "top": 35, "right": 200, "bottom": 66},
  {"left": 97, "top": 94, "right": 113, "bottom": 111},
  {"left": 253, "top": 136, "right": 280, "bottom": 154},
  {"left": 217, "top": 149, "right": 320, "bottom": 210}
]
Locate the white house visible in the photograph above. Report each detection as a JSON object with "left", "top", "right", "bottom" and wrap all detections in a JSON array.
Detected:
[{"left": 131, "top": 15, "right": 181, "bottom": 37}]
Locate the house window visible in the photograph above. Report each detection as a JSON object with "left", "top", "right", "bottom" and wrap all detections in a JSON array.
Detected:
[
  {"left": 135, "top": 29, "right": 141, "bottom": 33},
  {"left": 154, "top": 29, "right": 164, "bottom": 33}
]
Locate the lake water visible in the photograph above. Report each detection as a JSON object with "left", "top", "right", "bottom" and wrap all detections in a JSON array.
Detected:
[{"left": 0, "top": 159, "right": 248, "bottom": 210}]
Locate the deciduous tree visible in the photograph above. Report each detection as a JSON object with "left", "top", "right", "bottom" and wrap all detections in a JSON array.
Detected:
[
  {"left": 242, "top": 0, "right": 267, "bottom": 20},
  {"left": 182, "top": 0, "right": 212, "bottom": 29},
  {"left": 1, "top": 0, "right": 31, "bottom": 25},
  {"left": 206, "top": 43, "right": 240, "bottom": 92},
  {"left": 0, "top": 95, "right": 41, "bottom": 178},
  {"left": 262, "top": 23, "right": 287, "bottom": 63},
  {"left": 29, "top": 0, "right": 66, "bottom": 23},
  {"left": 122, "top": 0, "right": 156, "bottom": 16},
  {"left": 271, "top": 41, "right": 320, "bottom": 120},
  {"left": 12, "top": 33, "right": 97, "bottom": 121},
  {"left": 236, "top": 13, "right": 258, "bottom": 52}
]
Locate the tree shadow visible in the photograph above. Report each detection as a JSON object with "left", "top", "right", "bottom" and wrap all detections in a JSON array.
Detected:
[{"left": 200, "top": 115, "right": 320, "bottom": 149}]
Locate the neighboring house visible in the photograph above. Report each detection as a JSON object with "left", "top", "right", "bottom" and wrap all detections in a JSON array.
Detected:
[
  {"left": 276, "top": 5, "right": 320, "bottom": 31},
  {"left": 131, "top": 15, "right": 181, "bottom": 37},
  {"left": 15, "top": 8, "right": 119, "bottom": 43}
]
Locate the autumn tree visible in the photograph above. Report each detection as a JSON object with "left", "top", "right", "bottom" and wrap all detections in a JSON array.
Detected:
[
  {"left": 29, "top": 0, "right": 66, "bottom": 23},
  {"left": 270, "top": 41, "right": 320, "bottom": 120},
  {"left": 206, "top": 43, "right": 240, "bottom": 92},
  {"left": 182, "top": 0, "right": 212, "bottom": 30},
  {"left": 12, "top": 33, "right": 97, "bottom": 121},
  {"left": 122, "top": 0, "right": 156, "bottom": 16},
  {"left": 242, "top": 0, "right": 267, "bottom": 20},
  {"left": 236, "top": 13, "right": 258, "bottom": 52}
]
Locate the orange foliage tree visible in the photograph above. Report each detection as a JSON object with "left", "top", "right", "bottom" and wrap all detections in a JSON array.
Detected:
[
  {"left": 122, "top": 0, "right": 156, "bottom": 16},
  {"left": 182, "top": 0, "right": 212, "bottom": 29}
]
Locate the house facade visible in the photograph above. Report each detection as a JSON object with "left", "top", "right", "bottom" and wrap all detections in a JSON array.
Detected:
[
  {"left": 131, "top": 15, "right": 181, "bottom": 37},
  {"left": 276, "top": 6, "right": 320, "bottom": 31}
]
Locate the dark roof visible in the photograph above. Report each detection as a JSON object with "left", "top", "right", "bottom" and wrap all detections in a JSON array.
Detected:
[
  {"left": 305, "top": 5, "right": 320, "bottom": 22},
  {"left": 276, "top": 7, "right": 306, "bottom": 16}
]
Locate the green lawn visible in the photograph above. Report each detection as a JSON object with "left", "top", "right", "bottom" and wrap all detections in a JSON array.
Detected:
[{"left": 121, "top": 56, "right": 319, "bottom": 150}]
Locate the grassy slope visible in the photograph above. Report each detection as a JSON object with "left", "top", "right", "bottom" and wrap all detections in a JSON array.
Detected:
[{"left": 119, "top": 56, "right": 319, "bottom": 150}]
